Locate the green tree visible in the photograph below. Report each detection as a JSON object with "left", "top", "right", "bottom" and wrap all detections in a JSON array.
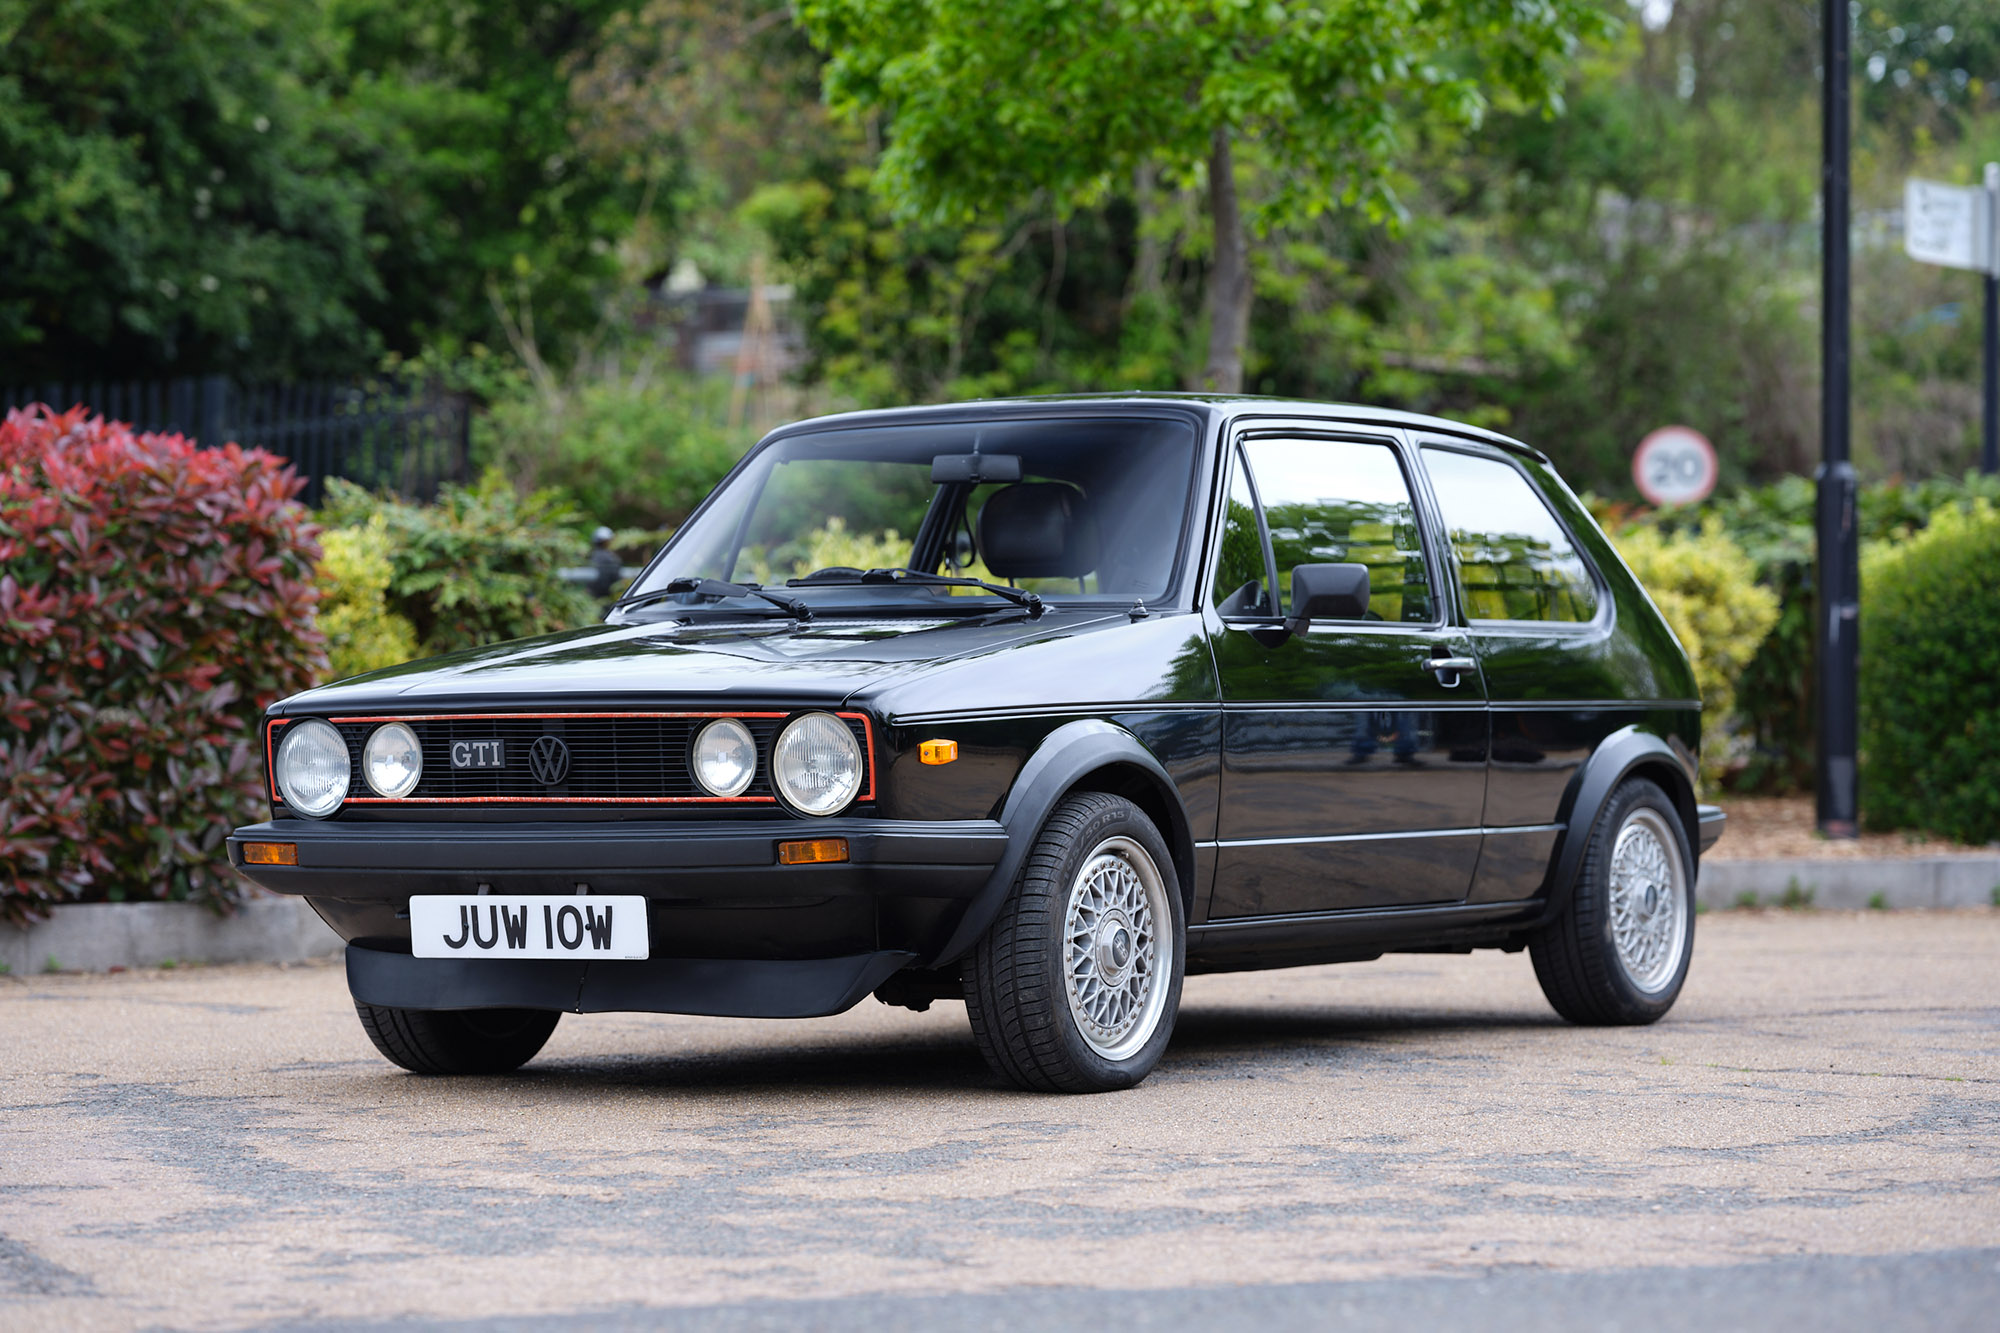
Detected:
[
  {"left": 798, "top": 0, "right": 1612, "bottom": 392},
  {"left": 0, "top": 0, "right": 381, "bottom": 378}
]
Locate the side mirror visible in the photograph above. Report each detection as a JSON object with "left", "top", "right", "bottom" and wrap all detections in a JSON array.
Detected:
[{"left": 1285, "top": 563, "right": 1371, "bottom": 634}]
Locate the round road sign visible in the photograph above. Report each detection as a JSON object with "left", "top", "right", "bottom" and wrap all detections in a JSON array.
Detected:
[{"left": 1633, "top": 426, "right": 1718, "bottom": 507}]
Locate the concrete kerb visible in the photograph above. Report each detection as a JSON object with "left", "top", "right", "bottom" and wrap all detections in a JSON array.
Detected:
[
  {"left": 0, "top": 898, "right": 341, "bottom": 976},
  {"left": 1698, "top": 855, "right": 2000, "bottom": 911}
]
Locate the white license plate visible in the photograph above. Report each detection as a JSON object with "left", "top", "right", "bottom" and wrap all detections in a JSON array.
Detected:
[{"left": 410, "top": 895, "right": 649, "bottom": 960}]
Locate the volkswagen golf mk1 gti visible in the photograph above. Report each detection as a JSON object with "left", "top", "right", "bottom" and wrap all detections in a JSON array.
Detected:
[{"left": 231, "top": 395, "right": 1723, "bottom": 1093}]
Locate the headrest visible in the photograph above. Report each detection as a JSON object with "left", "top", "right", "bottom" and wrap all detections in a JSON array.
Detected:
[{"left": 977, "top": 483, "right": 1100, "bottom": 580}]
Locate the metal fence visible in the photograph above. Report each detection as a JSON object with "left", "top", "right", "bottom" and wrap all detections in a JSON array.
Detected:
[{"left": 2, "top": 375, "right": 472, "bottom": 506}]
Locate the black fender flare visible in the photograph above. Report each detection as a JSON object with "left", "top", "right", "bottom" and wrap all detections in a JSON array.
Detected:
[
  {"left": 929, "top": 719, "right": 1194, "bottom": 965},
  {"left": 1530, "top": 724, "right": 1700, "bottom": 929}
]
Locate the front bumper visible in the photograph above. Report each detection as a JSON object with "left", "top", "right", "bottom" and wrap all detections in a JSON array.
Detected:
[{"left": 229, "top": 817, "right": 1009, "bottom": 1011}]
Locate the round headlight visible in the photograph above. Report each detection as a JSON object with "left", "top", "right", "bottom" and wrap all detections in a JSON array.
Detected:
[
  {"left": 693, "top": 718, "right": 757, "bottom": 798},
  {"left": 772, "top": 712, "right": 864, "bottom": 817},
  {"left": 362, "top": 722, "right": 423, "bottom": 798},
  {"left": 275, "top": 719, "right": 350, "bottom": 818}
]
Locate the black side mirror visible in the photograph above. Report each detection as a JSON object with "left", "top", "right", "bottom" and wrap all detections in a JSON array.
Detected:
[{"left": 1285, "top": 563, "right": 1371, "bottom": 634}]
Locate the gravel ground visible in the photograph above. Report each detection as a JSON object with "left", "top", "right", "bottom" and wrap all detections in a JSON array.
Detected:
[{"left": 3, "top": 912, "right": 1997, "bottom": 1331}]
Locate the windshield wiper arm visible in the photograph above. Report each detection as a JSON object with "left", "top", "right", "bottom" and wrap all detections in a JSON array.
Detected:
[
  {"left": 611, "top": 577, "right": 812, "bottom": 622},
  {"left": 786, "top": 567, "right": 1043, "bottom": 618}
]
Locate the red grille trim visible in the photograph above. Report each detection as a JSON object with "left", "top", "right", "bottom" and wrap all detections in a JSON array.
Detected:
[{"left": 265, "top": 710, "right": 877, "bottom": 808}]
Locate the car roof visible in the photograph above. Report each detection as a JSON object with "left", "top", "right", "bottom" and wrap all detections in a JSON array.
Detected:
[{"left": 758, "top": 393, "right": 1550, "bottom": 464}]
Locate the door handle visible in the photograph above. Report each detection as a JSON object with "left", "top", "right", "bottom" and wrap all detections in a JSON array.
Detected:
[{"left": 1423, "top": 655, "right": 1477, "bottom": 687}]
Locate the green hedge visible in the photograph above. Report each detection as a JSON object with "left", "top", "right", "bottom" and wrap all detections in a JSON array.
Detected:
[
  {"left": 1655, "top": 472, "right": 2000, "bottom": 793},
  {"left": 1859, "top": 501, "right": 2000, "bottom": 843}
]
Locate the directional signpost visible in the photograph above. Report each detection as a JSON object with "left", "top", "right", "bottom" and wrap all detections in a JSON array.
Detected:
[{"left": 1903, "top": 166, "right": 2000, "bottom": 472}]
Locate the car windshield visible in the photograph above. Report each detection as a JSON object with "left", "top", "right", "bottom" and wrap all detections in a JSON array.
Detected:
[{"left": 617, "top": 414, "right": 1202, "bottom": 617}]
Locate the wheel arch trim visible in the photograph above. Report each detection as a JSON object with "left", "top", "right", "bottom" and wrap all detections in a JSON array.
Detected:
[
  {"left": 1532, "top": 724, "right": 1699, "bottom": 930},
  {"left": 930, "top": 719, "right": 1194, "bottom": 965}
]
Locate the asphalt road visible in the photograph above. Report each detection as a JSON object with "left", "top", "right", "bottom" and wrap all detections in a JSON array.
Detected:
[{"left": 3, "top": 911, "right": 1997, "bottom": 1331}]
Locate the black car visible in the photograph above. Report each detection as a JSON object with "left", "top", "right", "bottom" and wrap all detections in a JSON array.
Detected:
[{"left": 231, "top": 396, "right": 1722, "bottom": 1093}]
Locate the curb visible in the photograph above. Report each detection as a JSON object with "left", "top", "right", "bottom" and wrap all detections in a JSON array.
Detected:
[
  {"left": 0, "top": 899, "right": 341, "bottom": 975},
  {"left": 1698, "top": 856, "right": 2000, "bottom": 910}
]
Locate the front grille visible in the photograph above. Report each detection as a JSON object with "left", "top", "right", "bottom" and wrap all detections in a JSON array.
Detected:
[{"left": 268, "top": 711, "right": 873, "bottom": 808}]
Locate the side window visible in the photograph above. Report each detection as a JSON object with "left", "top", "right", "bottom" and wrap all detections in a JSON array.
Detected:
[
  {"left": 1210, "top": 447, "right": 1273, "bottom": 616},
  {"left": 1225, "top": 437, "right": 1435, "bottom": 624},
  {"left": 1422, "top": 447, "right": 1599, "bottom": 623}
]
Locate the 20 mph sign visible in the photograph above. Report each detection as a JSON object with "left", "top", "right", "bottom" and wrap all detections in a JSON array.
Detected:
[{"left": 1632, "top": 426, "right": 1718, "bottom": 507}]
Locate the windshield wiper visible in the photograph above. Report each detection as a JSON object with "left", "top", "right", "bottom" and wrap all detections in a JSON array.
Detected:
[
  {"left": 787, "top": 567, "right": 1043, "bottom": 618},
  {"left": 610, "top": 577, "right": 812, "bottom": 622}
]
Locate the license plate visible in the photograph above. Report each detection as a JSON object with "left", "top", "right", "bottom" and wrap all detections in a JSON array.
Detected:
[
  {"left": 450, "top": 739, "right": 506, "bottom": 770},
  {"left": 410, "top": 895, "right": 649, "bottom": 960}
]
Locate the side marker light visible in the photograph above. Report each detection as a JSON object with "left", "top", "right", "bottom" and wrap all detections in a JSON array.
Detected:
[
  {"left": 919, "top": 739, "right": 959, "bottom": 765},
  {"left": 243, "top": 842, "right": 298, "bottom": 866},
  {"left": 778, "top": 837, "right": 849, "bottom": 866}
]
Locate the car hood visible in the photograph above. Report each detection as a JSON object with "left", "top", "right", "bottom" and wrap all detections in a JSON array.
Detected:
[{"left": 277, "top": 610, "right": 1122, "bottom": 714}]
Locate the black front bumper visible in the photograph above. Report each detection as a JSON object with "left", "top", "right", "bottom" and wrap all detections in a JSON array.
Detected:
[{"left": 229, "top": 817, "right": 1009, "bottom": 1015}]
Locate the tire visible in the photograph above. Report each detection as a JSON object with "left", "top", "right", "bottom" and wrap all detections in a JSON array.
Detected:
[
  {"left": 1531, "top": 777, "right": 1696, "bottom": 1026},
  {"left": 963, "top": 792, "right": 1185, "bottom": 1093},
  {"left": 354, "top": 1002, "right": 561, "bottom": 1075}
]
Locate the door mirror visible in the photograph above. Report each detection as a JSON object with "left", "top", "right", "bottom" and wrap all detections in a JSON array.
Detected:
[{"left": 1285, "top": 563, "right": 1371, "bottom": 634}]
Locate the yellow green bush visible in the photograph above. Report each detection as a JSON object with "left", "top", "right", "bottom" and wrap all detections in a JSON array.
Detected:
[
  {"left": 316, "top": 516, "right": 420, "bottom": 681},
  {"left": 1612, "top": 521, "right": 1780, "bottom": 787}
]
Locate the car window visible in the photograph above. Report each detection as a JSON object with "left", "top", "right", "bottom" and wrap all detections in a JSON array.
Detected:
[
  {"left": 1210, "top": 448, "right": 1273, "bottom": 616},
  {"left": 1422, "top": 447, "right": 1598, "bottom": 623},
  {"left": 1224, "top": 437, "right": 1435, "bottom": 624}
]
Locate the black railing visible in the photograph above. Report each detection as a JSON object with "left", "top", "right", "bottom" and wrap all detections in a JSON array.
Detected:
[{"left": 2, "top": 375, "right": 472, "bottom": 506}]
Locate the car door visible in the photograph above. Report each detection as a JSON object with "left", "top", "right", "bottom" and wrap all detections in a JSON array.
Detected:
[{"left": 1206, "top": 428, "right": 1489, "bottom": 918}]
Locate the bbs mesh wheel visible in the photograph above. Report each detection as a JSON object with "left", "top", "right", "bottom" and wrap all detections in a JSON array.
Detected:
[
  {"left": 1531, "top": 777, "right": 1695, "bottom": 1026},
  {"left": 963, "top": 792, "right": 1185, "bottom": 1093}
]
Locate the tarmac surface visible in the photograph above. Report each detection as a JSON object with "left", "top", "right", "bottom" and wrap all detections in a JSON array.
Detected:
[{"left": 3, "top": 910, "right": 1997, "bottom": 1331}]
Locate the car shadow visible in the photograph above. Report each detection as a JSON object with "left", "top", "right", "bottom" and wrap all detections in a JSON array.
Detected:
[{"left": 485, "top": 1000, "right": 1565, "bottom": 1096}]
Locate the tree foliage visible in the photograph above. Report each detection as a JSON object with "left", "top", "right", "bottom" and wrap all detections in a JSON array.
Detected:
[
  {"left": 798, "top": 0, "right": 1613, "bottom": 389},
  {"left": 0, "top": 0, "right": 658, "bottom": 380}
]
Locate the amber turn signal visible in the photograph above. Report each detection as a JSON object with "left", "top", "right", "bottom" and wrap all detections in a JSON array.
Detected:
[
  {"left": 242, "top": 842, "right": 298, "bottom": 867},
  {"left": 919, "top": 739, "right": 959, "bottom": 765},
  {"left": 778, "top": 837, "right": 849, "bottom": 865}
]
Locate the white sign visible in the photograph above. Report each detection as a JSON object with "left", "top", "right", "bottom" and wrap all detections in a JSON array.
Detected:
[
  {"left": 1904, "top": 177, "right": 1995, "bottom": 274},
  {"left": 1633, "top": 426, "right": 1718, "bottom": 507},
  {"left": 410, "top": 894, "right": 650, "bottom": 959}
]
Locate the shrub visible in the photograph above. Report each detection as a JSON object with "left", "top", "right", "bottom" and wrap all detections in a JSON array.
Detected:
[
  {"left": 1656, "top": 471, "right": 2000, "bottom": 792},
  {"left": 319, "top": 471, "right": 600, "bottom": 654},
  {"left": 476, "top": 370, "right": 748, "bottom": 532},
  {"left": 1859, "top": 500, "right": 2000, "bottom": 843},
  {"left": 0, "top": 406, "right": 324, "bottom": 923},
  {"left": 317, "top": 517, "right": 420, "bottom": 681},
  {"left": 1611, "top": 521, "right": 1780, "bottom": 787}
]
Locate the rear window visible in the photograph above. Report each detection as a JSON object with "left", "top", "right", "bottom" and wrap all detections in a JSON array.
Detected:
[{"left": 1421, "top": 448, "right": 1598, "bottom": 624}]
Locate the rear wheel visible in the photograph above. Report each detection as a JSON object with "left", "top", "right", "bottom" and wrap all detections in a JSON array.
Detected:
[
  {"left": 964, "top": 792, "right": 1185, "bottom": 1092},
  {"left": 354, "top": 1002, "right": 560, "bottom": 1075},
  {"left": 1531, "top": 778, "right": 1695, "bottom": 1025}
]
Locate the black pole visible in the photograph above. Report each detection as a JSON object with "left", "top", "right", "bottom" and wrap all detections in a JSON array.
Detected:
[
  {"left": 1985, "top": 163, "right": 1998, "bottom": 475},
  {"left": 1816, "top": 0, "right": 1859, "bottom": 838}
]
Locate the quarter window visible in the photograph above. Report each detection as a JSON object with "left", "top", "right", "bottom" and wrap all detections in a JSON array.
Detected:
[
  {"left": 1212, "top": 437, "right": 1434, "bottom": 624},
  {"left": 1422, "top": 448, "right": 1598, "bottom": 623}
]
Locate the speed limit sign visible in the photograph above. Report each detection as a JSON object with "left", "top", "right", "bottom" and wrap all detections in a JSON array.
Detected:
[{"left": 1632, "top": 426, "right": 1718, "bottom": 506}]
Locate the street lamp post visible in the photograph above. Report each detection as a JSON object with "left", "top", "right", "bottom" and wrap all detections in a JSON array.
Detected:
[{"left": 1817, "top": 0, "right": 1859, "bottom": 839}]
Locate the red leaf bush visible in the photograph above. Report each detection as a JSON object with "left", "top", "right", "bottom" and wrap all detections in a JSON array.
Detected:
[{"left": 0, "top": 406, "right": 326, "bottom": 923}]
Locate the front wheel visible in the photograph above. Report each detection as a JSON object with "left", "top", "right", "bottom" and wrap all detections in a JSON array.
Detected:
[
  {"left": 354, "top": 1002, "right": 560, "bottom": 1075},
  {"left": 964, "top": 792, "right": 1185, "bottom": 1092},
  {"left": 1530, "top": 777, "right": 1695, "bottom": 1025}
]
